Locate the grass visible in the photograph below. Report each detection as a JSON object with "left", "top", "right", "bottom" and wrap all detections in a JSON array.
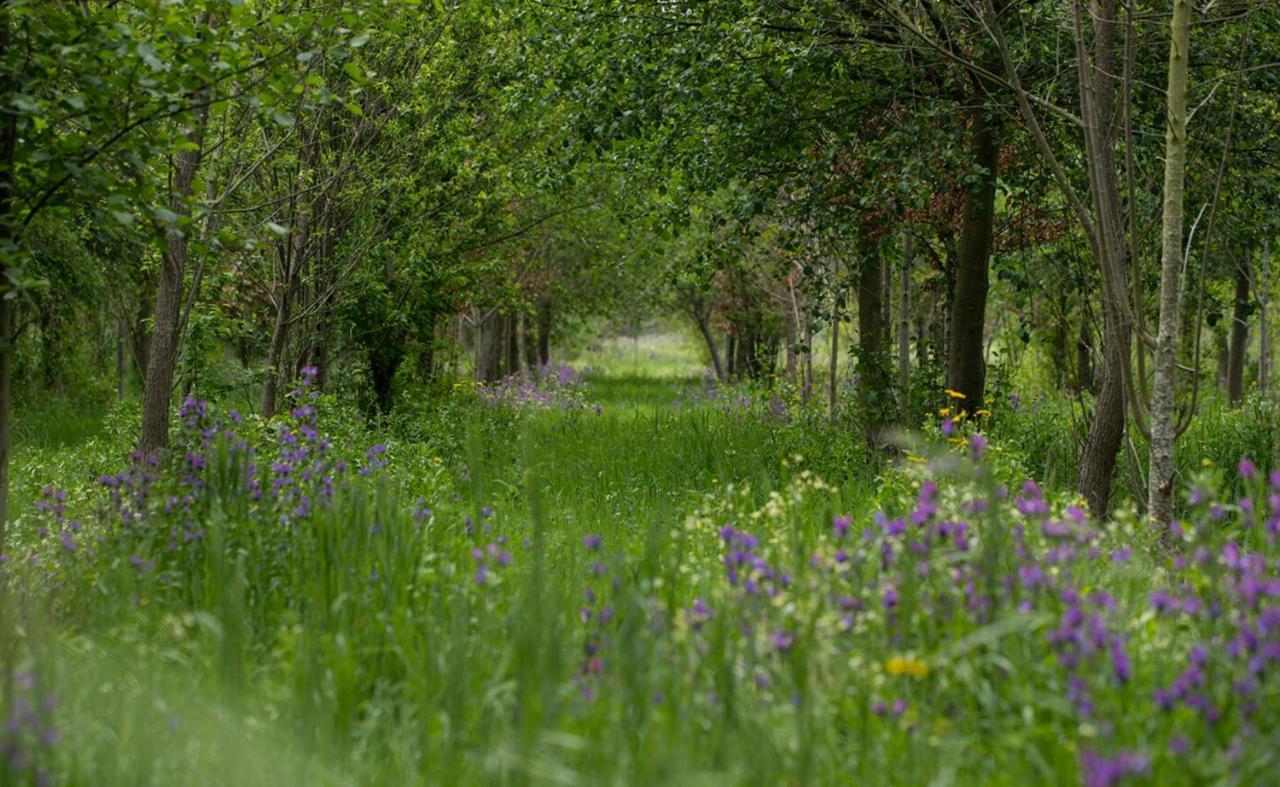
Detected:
[{"left": 3, "top": 342, "right": 1279, "bottom": 785}]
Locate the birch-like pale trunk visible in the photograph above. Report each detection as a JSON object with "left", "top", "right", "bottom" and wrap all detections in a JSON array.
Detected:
[
  {"left": 898, "top": 233, "right": 912, "bottom": 419},
  {"left": 1148, "top": 0, "right": 1193, "bottom": 526}
]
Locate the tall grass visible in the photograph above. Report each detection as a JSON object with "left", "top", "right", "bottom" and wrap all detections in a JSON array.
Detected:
[{"left": 4, "top": 366, "right": 1280, "bottom": 785}]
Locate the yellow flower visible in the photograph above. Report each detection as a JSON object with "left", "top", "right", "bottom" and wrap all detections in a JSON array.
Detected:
[
  {"left": 944, "top": 389, "right": 966, "bottom": 400},
  {"left": 975, "top": 408, "right": 991, "bottom": 417},
  {"left": 886, "top": 655, "right": 929, "bottom": 679},
  {"left": 432, "top": 456, "right": 443, "bottom": 463},
  {"left": 938, "top": 407, "right": 951, "bottom": 416},
  {"left": 906, "top": 453, "right": 927, "bottom": 464}
]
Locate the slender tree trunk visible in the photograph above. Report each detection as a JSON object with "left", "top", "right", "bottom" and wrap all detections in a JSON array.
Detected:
[
  {"left": 1073, "top": 0, "right": 1133, "bottom": 518},
  {"left": 476, "top": 308, "right": 504, "bottom": 382},
  {"left": 1227, "top": 252, "right": 1250, "bottom": 404},
  {"left": 140, "top": 100, "right": 210, "bottom": 455},
  {"left": 1147, "top": 0, "right": 1192, "bottom": 526},
  {"left": 898, "top": 234, "right": 912, "bottom": 418},
  {"left": 784, "top": 302, "right": 798, "bottom": 386},
  {"left": 829, "top": 260, "right": 841, "bottom": 419},
  {"left": 536, "top": 298, "right": 552, "bottom": 367},
  {"left": 857, "top": 247, "right": 886, "bottom": 397},
  {"left": 1216, "top": 331, "right": 1230, "bottom": 389},
  {"left": 947, "top": 109, "right": 998, "bottom": 417},
  {"left": 522, "top": 313, "right": 539, "bottom": 370},
  {"left": 505, "top": 312, "right": 520, "bottom": 376},
  {"left": 1257, "top": 245, "right": 1271, "bottom": 393},
  {"left": 1076, "top": 314, "right": 1096, "bottom": 392},
  {"left": 802, "top": 317, "right": 814, "bottom": 402},
  {"left": 695, "top": 310, "right": 727, "bottom": 382},
  {"left": 117, "top": 317, "right": 128, "bottom": 399},
  {"left": 260, "top": 280, "right": 292, "bottom": 418}
]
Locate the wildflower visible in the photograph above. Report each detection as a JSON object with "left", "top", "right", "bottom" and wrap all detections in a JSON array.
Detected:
[
  {"left": 1080, "top": 750, "right": 1148, "bottom": 787},
  {"left": 583, "top": 533, "right": 603, "bottom": 551},
  {"left": 1239, "top": 457, "right": 1257, "bottom": 479},
  {"left": 944, "top": 389, "right": 965, "bottom": 399},
  {"left": 770, "top": 630, "right": 795, "bottom": 651},
  {"left": 885, "top": 655, "right": 928, "bottom": 679},
  {"left": 832, "top": 514, "right": 851, "bottom": 538}
]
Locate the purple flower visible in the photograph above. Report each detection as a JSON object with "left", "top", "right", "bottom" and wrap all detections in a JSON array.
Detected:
[
  {"left": 583, "top": 533, "right": 602, "bottom": 551},
  {"left": 1239, "top": 457, "right": 1257, "bottom": 479},
  {"left": 832, "top": 514, "right": 852, "bottom": 538},
  {"left": 1080, "top": 750, "right": 1149, "bottom": 787}
]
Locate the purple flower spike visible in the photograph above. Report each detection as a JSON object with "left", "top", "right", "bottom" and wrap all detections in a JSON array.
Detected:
[{"left": 1239, "top": 457, "right": 1257, "bottom": 479}]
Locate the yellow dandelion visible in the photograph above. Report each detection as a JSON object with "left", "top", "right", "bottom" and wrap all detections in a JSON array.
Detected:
[
  {"left": 886, "top": 655, "right": 929, "bottom": 678},
  {"left": 945, "top": 389, "right": 966, "bottom": 399},
  {"left": 938, "top": 407, "right": 951, "bottom": 416}
]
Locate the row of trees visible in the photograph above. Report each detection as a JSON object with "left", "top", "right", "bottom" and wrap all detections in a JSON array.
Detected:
[
  {"left": 2, "top": 1, "right": 1279, "bottom": 549},
  {"left": 0, "top": 1, "right": 648, "bottom": 551},
  {"left": 537, "top": 0, "right": 1280, "bottom": 517}
]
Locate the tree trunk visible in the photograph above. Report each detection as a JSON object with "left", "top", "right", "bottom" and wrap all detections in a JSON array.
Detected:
[
  {"left": 476, "top": 309, "right": 504, "bottom": 382},
  {"left": 535, "top": 298, "right": 552, "bottom": 367},
  {"left": 1147, "top": 0, "right": 1192, "bottom": 526},
  {"left": 1227, "top": 252, "right": 1250, "bottom": 405},
  {"left": 947, "top": 109, "right": 998, "bottom": 417},
  {"left": 1076, "top": 314, "right": 1096, "bottom": 392},
  {"left": 1073, "top": 0, "right": 1133, "bottom": 518},
  {"left": 695, "top": 311, "right": 727, "bottom": 382},
  {"left": 522, "top": 313, "right": 539, "bottom": 370},
  {"left": 784, "top": 300, "right": 798, "bottom": 386},
  {"left": 260, "top": 279, "right": 292, "bottom": 419},
  {"left": 858, "top": 245, "right": 887, "bottom": 439},
  {"left": 898, "top": 234, "right": 912, "bottom": 418},
  {"left": 140, "top": 100, "right": 210, "bottom": 455},
  {"left": 1257, "top": 245, "right": 1271, "bottom": 393},
  {"left": 261, "top": 218, "right": 307, "bottom": 419},
  {"left": 116, "top": 317, "right": 128, "bottom": 399},
  {"left": 828, "top": 260, "right": 840, "bottom": 419}
]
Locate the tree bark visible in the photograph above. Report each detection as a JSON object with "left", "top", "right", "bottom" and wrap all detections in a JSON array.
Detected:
[
  {"left": 140, "top": 100, "right": 210, "bottom": 455},
  {"left": 260, "top": 275, "right": 292, "bottom": 418},
  {"left": 536, "top": 298, "right": 552, "bottom": 367},
  {"left": 505, "top": 312, "right": 521, "bottom": 376},
  {"left": 857, "top": 245, "right": 888, "bottom": 439},
  {"left": 1068, "top": 0, "right": 1133, "bottom": 518},
  {"left": 1076, "top": 314, "right": 1096, "bottom": 392},
  {"left": 695, "top": 311, "right": 727, "bottom": 382},
  {"left": 898, "top": 234, "right": 912, "bottom": 418},
  {"left": 522, "top": 312, "right": 539, "bottom": 370},
  {"left": 476, "top": 308, "right": 504, "bottom": 382},
  {"left": 828, "top": 259, "right": 840, "bottom": 419},
  {"left": 1257, "top": 244, "right": 1271, "bottom": 393},
  {"left": 1227, "top": 252, "right": 1250, "bottom": 404},
  {"left": 1147, "top": 0, "right": 1192, "bottom": 526},
  {"left": 947, "top": 109, "right": 998, "bottom": 417}
]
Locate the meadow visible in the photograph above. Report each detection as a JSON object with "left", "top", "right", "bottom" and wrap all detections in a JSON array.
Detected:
[{"left": 1, "top": 336, "right": 1277, "bottom": 787}]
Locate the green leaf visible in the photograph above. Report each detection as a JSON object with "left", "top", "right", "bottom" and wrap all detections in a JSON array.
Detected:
[{"left": 110, "top": 210, "right": 135, "bottom": 226}]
